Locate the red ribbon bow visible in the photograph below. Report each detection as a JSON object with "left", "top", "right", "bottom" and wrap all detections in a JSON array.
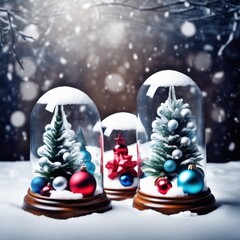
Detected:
[{"left": 105, "top": 154, "right": 137, "bottom": 180}]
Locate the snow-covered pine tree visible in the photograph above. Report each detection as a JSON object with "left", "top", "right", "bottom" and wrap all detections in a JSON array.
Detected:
[
  {"left": 142, "top": 86, "right": 203, "bottom": 178},
  {"left": 75, "top": 128, "right": 87, "bottom": 151},
  {"left": 36, "top": 105, "right": 80, "bottom": 180}
]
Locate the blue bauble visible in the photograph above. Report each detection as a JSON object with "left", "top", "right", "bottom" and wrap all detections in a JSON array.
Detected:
[
  {"left": 119, "top": 173, "right": 134, "bottom": 187},
  {"left": 79, "top": 149, "right": 92, "bottom": 162},
  {"left": 31, "top": 176, "right": 48, "bottom": 193},
  {"left": 85, "top": 161, "right": 96, "bottom": 174},
  {"left": 177, "top": 169, "right": 204, "bottom": 195},
  {"left": 164, "top": 160, "right": 177, "bottom": 173}
]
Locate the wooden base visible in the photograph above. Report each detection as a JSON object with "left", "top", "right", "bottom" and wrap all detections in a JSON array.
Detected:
[
  {"left": 23, "top": 189, "right": 112, "bottom": 219},
  {"left": 104, "top": 187, "right": 137, "bottom": 201},
  {"left": 133, "top": 188, "right": 216, "bottom": 215}
]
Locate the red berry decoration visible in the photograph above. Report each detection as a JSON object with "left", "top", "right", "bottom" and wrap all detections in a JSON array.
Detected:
[
  {"left": 155, "top": 177, "right": 172, "bottom": 195},
  {"left": 69, "top": 168, "right": 97, "bottom": 197},
  {"left": 113, "top": 134, "right": 128, "bottom": 155}
]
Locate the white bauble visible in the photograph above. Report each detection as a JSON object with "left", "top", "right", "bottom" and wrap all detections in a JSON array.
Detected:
[
  {"left": 52, "top": 176, "right": 68, "bottom": 191},
  {"left": 181, "top": 109, "right": 191, "bottom": 118},
  {"left": 172, "top": 149, "right": 183, "bottom": 159},
  {"left": 180, "top": 136, "right": 191, "bottom": 146},
  {"left": 168, "top": 119, "right": 179, "bottom": 131},
  {"left": 187, "top": 121, "right": 197, "bottom": 130}
]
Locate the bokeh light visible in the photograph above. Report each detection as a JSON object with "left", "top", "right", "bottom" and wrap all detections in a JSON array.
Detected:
[
  {"left": 180, "top": 21, "right": 196, "bottom": 37},
  {"left": 10, "top": 111, "right": 26, "bottom": 127},
  {"left": 104, "top": 73, "right": 126, "bottom": 93}
]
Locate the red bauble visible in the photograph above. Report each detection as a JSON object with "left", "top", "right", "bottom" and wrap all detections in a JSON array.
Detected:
[
  {"left": 69, "top": 170, "right": 97, "bottom": 197},
  {"left": 154, "top": 177, "right": 172, "bottom": 195},
  {"left": 40, "top": 184, "right": 53, "bottom": 197},
  {"left": 113, "top": 144, "right": 128, "bottom": 155},
  {"left": 113, "top": 134, "right": 128, "bottom": 155}
]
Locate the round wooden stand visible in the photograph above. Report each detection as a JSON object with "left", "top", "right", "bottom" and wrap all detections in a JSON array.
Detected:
[
  {"left": 23, "top": 189, "right": 112, "bottom": 219},
  {"left": 104, "top": 187, "right": 137, "bottom": 201},
  {"left": 133, "top": 188, "right": 216, "bottom": 215}
]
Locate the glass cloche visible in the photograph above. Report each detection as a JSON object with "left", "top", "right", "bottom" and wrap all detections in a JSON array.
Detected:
[
  {"left": 133, "top": 70, "right": 215, "bottom": 215},
  {"left": 102, "top": 112, "right": 138, "bottom": 200},
  {"left": 23, "top": 86, "right": 111, "bottom": 218}
]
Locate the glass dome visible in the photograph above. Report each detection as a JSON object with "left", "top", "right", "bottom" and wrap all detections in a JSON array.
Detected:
[
  {"left": 102, "top": 112, "right": 138, "bottom": 200},
  {"left": 23, "top": 86, "right": 111, "bottom": 218},
  {"left": 133, "top": 70, "right": 215, "bottom": 215}
]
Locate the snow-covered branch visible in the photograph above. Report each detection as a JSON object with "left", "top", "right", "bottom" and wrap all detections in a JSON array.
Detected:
[
  {"left": 0, "top": 7, "right": 36, "bottom": 70},
  {"left": 91, "top": 0, "right": 240, "bottom": 56}
]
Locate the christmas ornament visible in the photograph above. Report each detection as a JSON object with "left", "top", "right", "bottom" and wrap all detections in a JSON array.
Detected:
[
  {"left": 40, "top": 184, "right": 53, "bottom": 197},
  {"left": 105, "top": 154, "right": 137, "bottom": 179},
  {"left": 30, "top": 176, "right": 48, "bottom": 194},
  {"left": 180, "top": 108, "right": 191, "bottom": 118},
  {"left": 69, "top": 168, "right": 97, "bottom": 197},
  {"left": 177, "top": 168, "right": 204, "bottom": 195},
  {"left": 79, "top": 149, "right": 92, "bottom": 162},
  {"left": 168, "top": 119, "right": 179, "bottom": 131},
  {"left": 119, "top": 173, "right": 134, "bottom": 187},
  {"left": 85, "top": 161, "right": 96, "bottom": 174},
  {"left": 172, "top": 149, "right": 183, "bottom": 159},
  {"left": 113, "top": 134, "right": 128, "bottom": 155},
  {"left": 163, "top": 160, "right": 177, "bottom": 173},
  {"left": 154, "top": 177, "right": 172, "bottom": 195},
  {"left": 187, "top": 121, "right": 197, "bottom": 130},
  {"left": 180, "top": 136, "right": 191, "bottom": 146},
  {"left": 52, "top": 176, "right": 68, "bottom": 191}
]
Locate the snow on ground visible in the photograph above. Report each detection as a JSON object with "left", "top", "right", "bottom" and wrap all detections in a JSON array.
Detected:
[{"left": 0, "top": 161, "right": 240, "bottom": 240}]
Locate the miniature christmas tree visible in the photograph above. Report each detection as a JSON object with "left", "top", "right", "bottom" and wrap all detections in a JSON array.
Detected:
[
  {"left": 143, "top": 86, "right": 204, "bottom": 195},
  {"left": 36, "top": 105, "right": 81, "bottom": 180},
  {"left": 75, "top": 128, "right": 96, "bottom": 174},
  {"left": 24, "top": 87, "right": 112, "bottom": 218},
  {"left": 105, "top": 134, "right": 137, "bottom": 186}
]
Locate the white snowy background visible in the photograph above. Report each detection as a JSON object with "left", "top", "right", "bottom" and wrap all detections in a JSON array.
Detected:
[{"left": 0, "top": 160, "right": 240, "bottom": 240}]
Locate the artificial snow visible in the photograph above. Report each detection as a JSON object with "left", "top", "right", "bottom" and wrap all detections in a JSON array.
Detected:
[
  {"left": 50, "top": 190, "right": 83, "bottom": 199},
  {"left": 37, "top": 86, "right": 93, "bottom": 112},
  {"left": 144, "top": 70, "right": 194, "bottom": 98},
  {"left": 1, "top": 161, "right": 240, "bottom": 240},
  {"left": 102, "top": 112, "right": 136, "bottom": 137}
]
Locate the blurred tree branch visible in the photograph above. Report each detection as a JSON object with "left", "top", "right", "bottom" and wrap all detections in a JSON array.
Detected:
[
  {"left": 91, "top": 0, "right": 240, "bottom": 56},
  {"left": 0, "top": 7, "right": 36, "bottom": 70}
]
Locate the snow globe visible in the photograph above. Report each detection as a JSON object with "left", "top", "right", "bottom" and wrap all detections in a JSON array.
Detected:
[
  {"left": 133, "top": 70, "right": 216, "bottom": 215},
  {"left": 102, "top": 112, "right": 138, "bottom": 200},
  {"left": 23, "top": 86, "right": 111, "bottom": 218}
]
